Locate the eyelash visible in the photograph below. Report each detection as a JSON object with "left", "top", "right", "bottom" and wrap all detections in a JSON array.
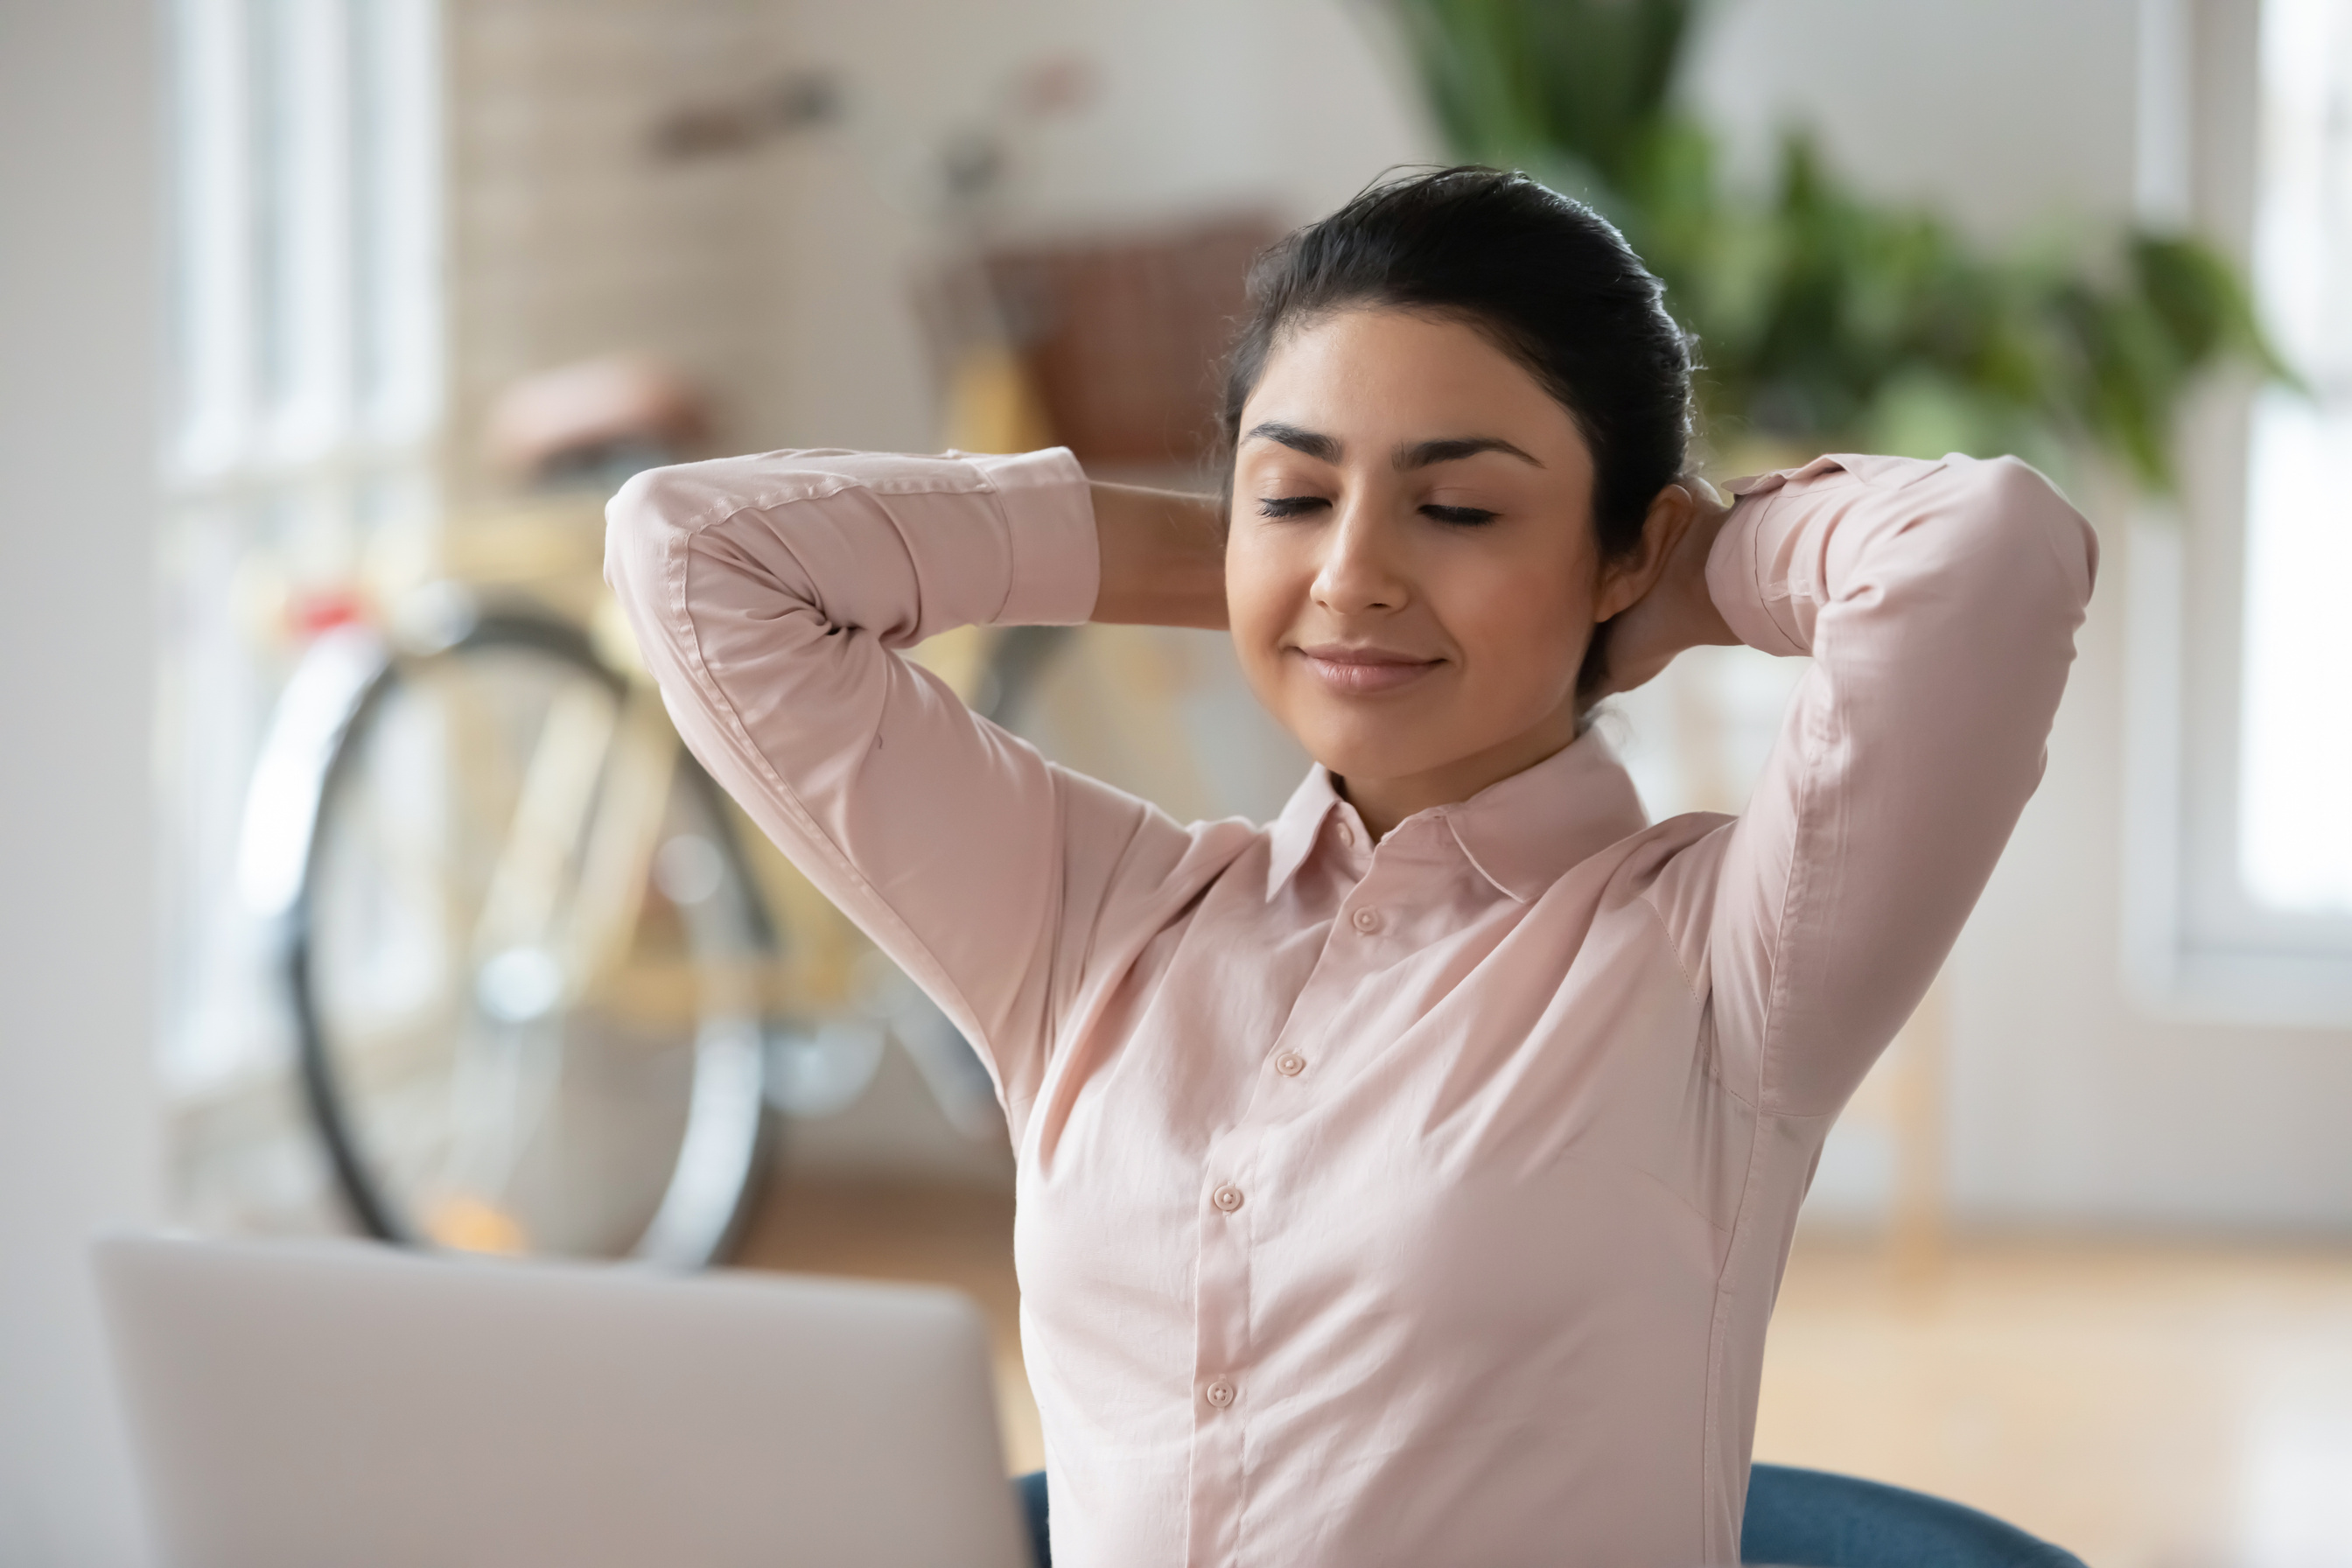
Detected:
[
  {"left": 1256, "top": 495, "right": 1325, "bottom": 519},
  {"left": 1255, "top": 496, "right": 1499, "bottom": 527}
]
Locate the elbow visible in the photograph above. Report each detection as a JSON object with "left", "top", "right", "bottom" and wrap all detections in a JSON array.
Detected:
[
  {"left": 601, "top": 461, "right": 727, "bottom": 680},
  {"left": 1961, "top": 455, "right": 2100, "bottom": 619},
  {"left": 601, "top": 461, "right": 699, "bottom": 605}
]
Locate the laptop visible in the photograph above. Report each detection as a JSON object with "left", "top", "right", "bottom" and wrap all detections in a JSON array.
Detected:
[{"left": 94, "top": 1233, "right": 1032, "bottom": 1568}]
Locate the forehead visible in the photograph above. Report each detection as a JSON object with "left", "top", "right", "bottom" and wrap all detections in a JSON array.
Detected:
[{"left": 1239, "top": 307, "right": 1588, "bottom": 466}]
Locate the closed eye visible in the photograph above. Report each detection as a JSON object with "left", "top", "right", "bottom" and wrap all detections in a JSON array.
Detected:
[
  {"left": 1422, "top": 504, "right": 1498, "bottom": 526},
  {"left": 1256, "top": 495, "right": 1329, "bottom": 519}
]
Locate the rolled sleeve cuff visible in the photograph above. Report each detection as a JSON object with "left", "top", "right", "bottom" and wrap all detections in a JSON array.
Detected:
[
  {"left": 969, "top": 446, "right": 1100, "bottom": 626},
  {"left": 1706, "top": 491, "right": 1809, "bottom": 658}
]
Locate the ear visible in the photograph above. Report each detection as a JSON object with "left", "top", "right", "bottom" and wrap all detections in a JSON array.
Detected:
[{"left": 1592, "top": 482, "right": 1701, "bottom": 623}]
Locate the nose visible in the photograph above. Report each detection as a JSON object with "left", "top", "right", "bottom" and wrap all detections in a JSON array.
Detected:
[{"left": 1311, "top": 495, "right": 1411, "bottom": 616}]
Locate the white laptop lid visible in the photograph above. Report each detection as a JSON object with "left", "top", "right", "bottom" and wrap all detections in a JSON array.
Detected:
[{"left": 94, "top": 1233, "right": 1031, "bottom": 1568}]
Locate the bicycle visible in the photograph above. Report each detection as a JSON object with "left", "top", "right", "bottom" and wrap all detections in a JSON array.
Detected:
[
  {"left": 237, "top": 484, "right": 1054, "bottom": 1266},
  {"left": 234, "top": 52, "right": 1275, "bottom": 1267}
]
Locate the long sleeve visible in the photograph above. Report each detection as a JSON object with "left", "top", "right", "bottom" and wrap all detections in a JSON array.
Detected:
[
  {"left": 1696, "top": 452, "right": 2098, "bottom": 1116},
  {"left": 602, "top": 445, "right": 1217, "bottom": 1126}
]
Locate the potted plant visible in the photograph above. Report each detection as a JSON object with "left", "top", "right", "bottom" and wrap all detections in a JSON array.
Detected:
[{"left": 1379, "top": 0, "right": 2288, "bottom": 486}]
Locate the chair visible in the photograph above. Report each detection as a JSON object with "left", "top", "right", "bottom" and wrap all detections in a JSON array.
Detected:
[
  {"left": 1739, "top": 1464, "right": 2088, "bottom": 1568},
  {"left": 1017, "top": 1468, "right": 1050, "bottom": 1568},
  {"left": 1012, "top": 1462, "right": 2088, "bottom": 1567}
]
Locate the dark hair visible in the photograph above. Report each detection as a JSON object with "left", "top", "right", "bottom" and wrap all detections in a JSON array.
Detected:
[{"left": 1219, "top": 166, "right": 1696, "bottom": 696}]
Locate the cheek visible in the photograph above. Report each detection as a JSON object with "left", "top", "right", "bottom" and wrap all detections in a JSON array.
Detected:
[
  {"left": 1223, "top": 528, "right": 1300, "bottom": 671},
  {"left": 1434, "top": 545, "right": 1596, "bottom": 697}
]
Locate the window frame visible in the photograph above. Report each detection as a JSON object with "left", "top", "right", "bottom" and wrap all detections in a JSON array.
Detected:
[
  {"left": 162, "top": 0, "right": 445, "bottom": 1089},
  {"left": 2122, "top": 0, "right": 2352, "bottom": 1027}
]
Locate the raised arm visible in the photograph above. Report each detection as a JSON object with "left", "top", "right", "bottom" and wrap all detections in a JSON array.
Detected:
[
  {"left": 604, "top": 448, "right": 1232, "bottom": 1122},
  {"left": 1088, "top": 480, "right": 1228, "bottom": 628},
  {"left": 1673, "top": 454, "right": 2097, "bottom": 1116}
]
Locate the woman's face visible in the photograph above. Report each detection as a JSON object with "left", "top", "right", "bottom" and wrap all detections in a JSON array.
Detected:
[{"left": 1227, "top": 306, "right": 1642, "bottom": 819}]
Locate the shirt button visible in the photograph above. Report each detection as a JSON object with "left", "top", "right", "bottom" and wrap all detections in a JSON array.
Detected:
[
  {"left": 1352, "top": 906, "right": 1382, "bottom": 934},
  {"left": 1336, "top": 821, "right": 1355, "bottom": 847},
  {"left": 1275, "top": 1052, "right": 1306, "bottom": 1077},
  {"left": 1211, "top": 1184, "right": 1244, "bottom": 1213},
  {"left": 1205, "top": 1380, "right": 1236, "bottom": 1409}
]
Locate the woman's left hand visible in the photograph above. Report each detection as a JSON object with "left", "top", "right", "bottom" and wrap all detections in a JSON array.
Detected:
[{"left": 1590, "top": 482, "right": 1740, "bottom": 699}]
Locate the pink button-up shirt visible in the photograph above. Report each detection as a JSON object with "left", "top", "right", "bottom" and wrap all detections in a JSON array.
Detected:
[{"left": 606, "top": 446, "right": 2094, "bottom": 1568}]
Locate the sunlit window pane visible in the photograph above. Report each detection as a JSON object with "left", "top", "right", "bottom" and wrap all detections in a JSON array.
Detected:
[
  {"left": 2237, "top": 0, "right": 2352, "bottom": 916},
  {"left": 164, "top": 0, "right": 443, "bottom": 1088},
  {"left": 352, "top": 0, "right": 441, "bottom": 440}
]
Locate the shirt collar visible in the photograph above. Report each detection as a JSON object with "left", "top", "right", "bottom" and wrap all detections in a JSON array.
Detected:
[
  {"left": 1264, "top": 768, "right": 1347, "bottom": 899},
  {"left": 1264, "top": 728, "right": 1650, "bottom": 904}
]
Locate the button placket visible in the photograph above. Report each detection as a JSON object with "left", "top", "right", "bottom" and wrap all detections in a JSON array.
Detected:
[{"left": 1187, "top": 1125, "right": 1259, "bottom": 1560}]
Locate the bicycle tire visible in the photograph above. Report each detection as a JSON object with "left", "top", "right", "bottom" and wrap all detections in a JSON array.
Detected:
[{"left": 262, "top": 609, "right": 774, "bottom": 1266}]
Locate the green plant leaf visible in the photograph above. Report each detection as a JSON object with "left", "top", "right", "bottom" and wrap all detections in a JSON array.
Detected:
[{"left": 1370, "top": 0, "right": 2293, "bottom": 494}]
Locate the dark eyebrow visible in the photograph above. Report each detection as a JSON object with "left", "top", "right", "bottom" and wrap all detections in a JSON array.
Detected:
[
  {"left": 1397, "top": 437, "right": 1544, "bottom": 471},
  {"left": 1244, "top": 421, "right": 1341, "bottom": 462},
  {"left": 1242, "top": 424, "right": 1544, "bottom": 472}
]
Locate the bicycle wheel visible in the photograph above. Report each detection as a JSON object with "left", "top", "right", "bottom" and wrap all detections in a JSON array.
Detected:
[{"left": 258, "top": 611, "right": 773, "bottom": 1266}]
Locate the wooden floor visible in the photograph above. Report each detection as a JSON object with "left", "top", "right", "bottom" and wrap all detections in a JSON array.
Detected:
[
  {"left": 734, "top": 1180, "right": 2352, "bottom": 1568},
  {"left": 1755, "top": 1239, "right": 2352, "bottom": 1568}
]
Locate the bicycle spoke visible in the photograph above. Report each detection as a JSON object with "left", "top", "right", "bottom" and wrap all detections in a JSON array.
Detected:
[{"left": 291, "top": 623, "right": 769, "bottom": 1263}]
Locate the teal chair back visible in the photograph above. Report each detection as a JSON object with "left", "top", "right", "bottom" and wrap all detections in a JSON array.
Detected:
[
  {"left": 1014, "top": 1463, "right": 2088, "bottom": 1566},
  {"left": 1740, "top": 1464, "right": 2087, "bottom": 1566}
]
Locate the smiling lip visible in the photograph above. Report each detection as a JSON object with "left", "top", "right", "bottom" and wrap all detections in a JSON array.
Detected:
[{"left": 1293, "top": 643, "right": 1444, "bottom": 696}]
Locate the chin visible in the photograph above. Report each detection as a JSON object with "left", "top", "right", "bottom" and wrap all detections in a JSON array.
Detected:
[{"left": 1285, "top": 709, "right": 1465, "bottom": 786}]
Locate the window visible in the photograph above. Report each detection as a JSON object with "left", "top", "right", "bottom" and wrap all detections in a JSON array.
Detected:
[
  {"left": 2236, "top": 0, "right": 2352, "bottom": 920},
  {"left": 163, "top": 0, "right": 442, "bottom": 1091},
  {"left": 2125, "top": 0, "right": 2352, "bottom": 1025}
]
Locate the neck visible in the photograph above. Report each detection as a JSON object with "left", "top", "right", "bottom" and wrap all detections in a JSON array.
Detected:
[{"left": 1334, "top": 701, "right": 1581, "bottom": 841}]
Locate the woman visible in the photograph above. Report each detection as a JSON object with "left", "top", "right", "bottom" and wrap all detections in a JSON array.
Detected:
[{"left": 606, "top": 167, "right": 2095, "bottom": 1566}]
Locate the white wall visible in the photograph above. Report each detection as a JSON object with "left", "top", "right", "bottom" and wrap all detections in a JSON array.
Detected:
[
  {"left": 0, "top": 1, "right": 164, "bottom": 1562},
  {"left": 1687, "top": 0, "right": 2142, "bottom": 242},
  {"left": 1959, "top": 508, "right": 2352, "bottom": 1229}
]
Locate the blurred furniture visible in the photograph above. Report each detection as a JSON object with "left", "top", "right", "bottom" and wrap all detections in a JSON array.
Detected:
[
  {"left": 484, "top": 355, "right": 711, "bottom": 488},
  {"left": 1012, "top": 1463, "right": 2088, "bottom": 1567},
  {"left": 912, "top": 216, "right": 1311, "bottom": 836},
  {"left": 1740, "top": 1463, "right": 2089, "bottom": 1568},
  {"left": 1018, "top": 1467, "right": 1049, "bottom": 1568},
  {"left": 931, "top": 215, "right": 1278, "bottom": 479}
]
